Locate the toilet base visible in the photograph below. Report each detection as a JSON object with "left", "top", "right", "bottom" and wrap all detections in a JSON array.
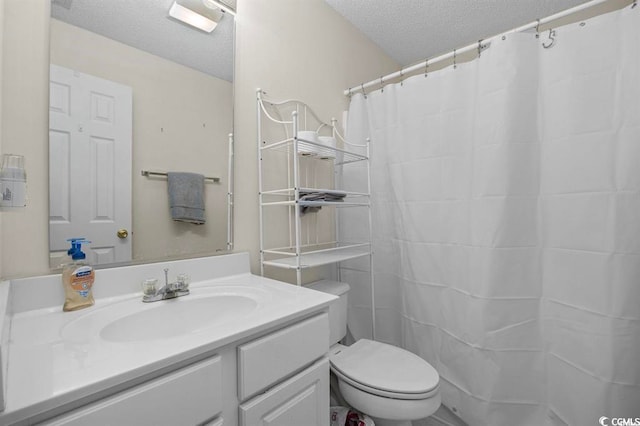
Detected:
[
  {"left": 338, "top": 379, "right": 441, "bottom": 422},
  {"left": 369, "top": 417, "right": 412, "bottom": 426}
]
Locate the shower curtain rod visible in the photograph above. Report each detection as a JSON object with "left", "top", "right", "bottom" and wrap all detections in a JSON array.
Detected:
[{"left": 344, "top": 0, "right": 618, "bottom": 96}]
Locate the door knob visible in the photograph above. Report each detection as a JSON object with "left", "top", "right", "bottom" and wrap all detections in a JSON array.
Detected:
[{"left": 117, "top": 229, "right": 129, "bottom": 239}]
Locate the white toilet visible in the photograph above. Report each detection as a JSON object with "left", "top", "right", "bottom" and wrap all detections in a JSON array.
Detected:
[{"left": 307, "top": 280, "right": 441, "bottom": 426}]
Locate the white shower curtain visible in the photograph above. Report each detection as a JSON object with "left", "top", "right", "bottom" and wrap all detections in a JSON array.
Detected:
[{"left": 344, "top": 6, "right": 640, "bottom": 426}]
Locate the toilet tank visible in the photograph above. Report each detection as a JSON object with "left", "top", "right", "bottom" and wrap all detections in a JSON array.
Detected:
[{"left": 306, "top": 280, "right": 349, "bottom": 346}]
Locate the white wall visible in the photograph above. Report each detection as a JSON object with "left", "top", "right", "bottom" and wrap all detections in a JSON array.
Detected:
[
  {"left": 1, "top": 0, "right": 50, "bottom": 279},
  {"left": 0, "top": 0, "right": 4, "bottom": 278},
  {"left": 0, "top": 0, "right": 397, "bottom": 280},
  {"left": 50, "top": 19, "right": 233, "bottom": 265},
  {"left": 233, "top": 0, "right": 398, "bottom": 276}
]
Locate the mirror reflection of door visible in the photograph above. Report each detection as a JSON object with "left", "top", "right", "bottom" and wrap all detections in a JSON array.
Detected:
[
  {"left": 49, "top": 1, "right": 235, "bottom": 267},
  {"left": 49, "top": 64, "right": 133, "bottom": 267}
]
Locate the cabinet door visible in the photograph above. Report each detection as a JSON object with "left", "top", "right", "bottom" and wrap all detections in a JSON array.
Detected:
[
  {"left": 239, "top": 358, "right": 329, "bottom": 426},
  {"left": 41, "top": 356, "right": 222, "bottom": 426}
]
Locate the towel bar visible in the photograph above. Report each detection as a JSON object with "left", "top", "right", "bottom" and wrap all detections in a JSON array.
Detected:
[{"left": 141, "top": 170, "right": 220, "bottom": 183}]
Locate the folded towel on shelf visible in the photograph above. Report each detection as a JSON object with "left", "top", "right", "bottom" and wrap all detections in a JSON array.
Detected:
[
  {"left": 167, "top": 172, "right": 206, "bottom": 224},
  {"left": 299, "top": 190, "right": 346, "bottom": 215},
  {"left": 300, "top": 203, "right": 323, "bottom": 215}
]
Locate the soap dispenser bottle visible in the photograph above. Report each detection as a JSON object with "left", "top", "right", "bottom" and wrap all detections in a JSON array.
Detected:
[{"left": 62, "top": 238, "right": 95, "bottom": 311}]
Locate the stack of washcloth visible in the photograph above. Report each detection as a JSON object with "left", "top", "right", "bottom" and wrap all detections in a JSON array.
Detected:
[{"left": 299, "top": 190, "right": 346, "bottom": 215}]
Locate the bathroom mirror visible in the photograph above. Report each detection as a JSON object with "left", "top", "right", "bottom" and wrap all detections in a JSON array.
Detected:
[{"left": 48, "top": 0, "right": 235, "bottom": 268}]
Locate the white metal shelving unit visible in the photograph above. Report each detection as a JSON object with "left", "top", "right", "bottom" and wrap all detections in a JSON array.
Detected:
[{"left": 257, "top": 89, "right": 374, "bottom": 296}]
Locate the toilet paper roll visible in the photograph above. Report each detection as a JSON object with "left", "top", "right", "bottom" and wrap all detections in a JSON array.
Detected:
[
  {"left": 296, "top": 131, "right": 319, "bottom": 156},
  {"left": 318, "top": 136, "right": 337, "bottom": 159}
]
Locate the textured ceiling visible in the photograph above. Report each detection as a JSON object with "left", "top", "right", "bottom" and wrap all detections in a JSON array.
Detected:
[
  {"left": 51, "top": 0, "right": 235, "bottom": 81},
  {"left": 52, "top": 0, "right": 598, "bottom": 83},
  {"left": 323, "top": 0, "right": 591, "bottom": 67}
]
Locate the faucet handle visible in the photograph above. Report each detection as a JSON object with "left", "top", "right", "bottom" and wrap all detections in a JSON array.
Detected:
[
  {"left": 141, "top": 278, "right": 158, "bottom": 296},
  {"left": 176, "top": 273, "right": 190, "bottom": 290}
]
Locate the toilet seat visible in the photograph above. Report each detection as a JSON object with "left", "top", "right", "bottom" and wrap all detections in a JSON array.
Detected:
[{"left": 330, "top": 339, "right": 439, "bottom": 400}]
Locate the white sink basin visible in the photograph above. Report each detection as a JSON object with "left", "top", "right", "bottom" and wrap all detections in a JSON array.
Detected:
[
  {"left": 61, "top": 286, "right": 267, "bottom": 343},
  {"left": 101, "top": 294, "right": 258, "bottom": 342}
]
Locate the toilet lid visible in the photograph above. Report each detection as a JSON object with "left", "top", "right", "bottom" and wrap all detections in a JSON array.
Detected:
[{"left": 330, "top": 339, "right": 439, "bottom": 398}]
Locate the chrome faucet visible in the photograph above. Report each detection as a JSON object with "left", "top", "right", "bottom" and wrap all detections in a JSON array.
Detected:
[{"left": 142, "top": 268, "right": 190, "bottom": 303}]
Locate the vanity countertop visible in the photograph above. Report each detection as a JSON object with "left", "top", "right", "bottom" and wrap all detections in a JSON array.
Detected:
[{"left": 0, "top": 253, "right": 335, "bottom": 425}]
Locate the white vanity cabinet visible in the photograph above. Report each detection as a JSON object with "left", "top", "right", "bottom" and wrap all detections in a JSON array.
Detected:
[
  {"left": 32, "top": 313, "right": 330, "bottom": 426},
  {"left": 0, "top": 254, "right": 336, "bottom": 426}
]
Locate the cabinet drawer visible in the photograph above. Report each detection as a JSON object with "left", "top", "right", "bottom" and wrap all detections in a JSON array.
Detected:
[
  {"left": 239, "top": 358, "right": 329, "bottom": 426},
  {"left": 42, "top": 356, "right": 222, "bottom": 426},
  {"left": 203, "top": 416, "right": 224, "bottom": 426},
  {"left": 238, "top": 313, "right": 329, "bottom": 400}
]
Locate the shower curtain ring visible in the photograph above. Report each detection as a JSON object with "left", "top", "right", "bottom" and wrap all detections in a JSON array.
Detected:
[
  {"left": 361, "top": 83, "right": 367, "bottom": 98},
  {"left": 400, "top": 69, "right": 404, "bottom": 86},
  {"left": 632, "top": 1, "right": 637, "bottom": 8},
  {"left": 542, "top": 29, "right": 556, "bottom": 49},
  {"left": 477, "top": 40, "right": 483, "bottom": 58},
  {"left": 453, "top": 49, "right": 457, "bottom": 69},
  {"left": 424, "top": 60, "right": 429, "bottom": 77},
  {"left": 535, "top": 19, "right": 541, "bottom": 38},
  {"left": 380, "top": 76, "right": 384, "bottom": 92}
]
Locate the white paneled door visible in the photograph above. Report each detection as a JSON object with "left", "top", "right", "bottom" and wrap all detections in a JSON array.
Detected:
[{"left": 49, "top": 65, "right": 132, "bottom": 266}]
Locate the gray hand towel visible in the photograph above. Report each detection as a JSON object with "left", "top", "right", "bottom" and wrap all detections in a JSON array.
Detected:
[{"left": 167, "top": 172, "right": 206, "bottom": 224}]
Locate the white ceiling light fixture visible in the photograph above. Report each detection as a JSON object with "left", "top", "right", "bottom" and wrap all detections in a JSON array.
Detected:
[
  {"left": 202, "top": 0, "right": 236, "bottom": 17},
  {"left": 168, "top": 0, "right": 225, "bottom": 33}
]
